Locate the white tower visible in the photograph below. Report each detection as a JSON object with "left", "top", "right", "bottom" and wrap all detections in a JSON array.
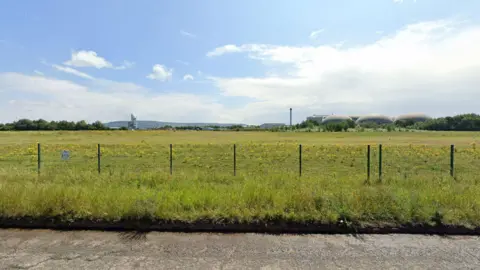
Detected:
[{"left": 128, "top": 113, "right": 138, "bottom": 130}]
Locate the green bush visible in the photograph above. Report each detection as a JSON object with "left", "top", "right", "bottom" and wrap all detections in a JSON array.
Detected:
[
  {"left": 324, "top": 121, "right": 353, "bottom": 132},
  {"left": 415, "top": 114, "right": 480, "bottom": 131}
]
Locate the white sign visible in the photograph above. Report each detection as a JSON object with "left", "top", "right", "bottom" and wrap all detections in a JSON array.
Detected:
[{"left": 61, "top": 150, "right": 70, "bottom": 160}]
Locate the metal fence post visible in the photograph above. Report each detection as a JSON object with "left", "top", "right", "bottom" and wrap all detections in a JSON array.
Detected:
[
  {"left": 233, "top": 144, "right": 236, "bottom": 176},
  {"left": 378, "top": 144, "right": 382, "bottom": 182},
  {"left": 37, "top": 143, "right": 41, "bottom": 175},
  {"left": 367, "top": 145, "right": 371, "bottom": 181},
  {"left": 450, "top": 144, "right": 454, "bottom": 177},
  {"left": 170, "top": 144, "right": 173, "bottom": 175},
  {"left": 97, "top": 144, "right": 101, "bottom": 174},
  {"left": 299, "top": 144, "right": 302, "bottom": 177}
]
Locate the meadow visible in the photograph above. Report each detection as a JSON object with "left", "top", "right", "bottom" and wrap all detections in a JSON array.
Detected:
[{"left": 0, "top": 130, "right": 479, "bottom": 229}]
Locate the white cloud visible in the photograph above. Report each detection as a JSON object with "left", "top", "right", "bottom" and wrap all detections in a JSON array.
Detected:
[
  {"left": 33, "top": 70, "right": 44, "bottom": 76},
  {"left": 309, "top": 29, "right": 325, "bottom": 40},
  {"left": 114, "top": 61, "right": 135, "bottom": 70},
  {"left": 180, "top": 30, "right": 196, "bottom": 38},
  {"left": 64, "top": 50, "right": 134, "bottom": 70},
  {"left": 206, "top": 44, "right": 270, "bottom": 57},
  {"left": 183, "top": 74, "right": 194, "bottom": 81},
  {"left": 207, "top": 45, "right": 243, "bottom": 57},
  {"left": 64, "top": 50, "right": 113, "bottom": 69},
  {"left": 1, "top": 19, "right": 479, "bottom": 125},
  {"left": 146, "top": 64, "right": 173, "bottom": 81},
  {"left": 207, "top": 19, "right": 480, "bottom": 123},
  {"left": 393, "top": 0, "right": 403, "bottom": 3},
  {"left": 0, "top": 72, "right": 232, "bottom": 123},
  {"left": 52, "top": 64, "right": 94, "bottom": 80},
  {"left": 376, "top": 30, "right": 384, "bottom": 35}
]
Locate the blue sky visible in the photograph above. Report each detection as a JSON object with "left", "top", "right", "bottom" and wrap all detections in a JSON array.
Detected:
[{"left": 1, "top": 0, "right": 480, "bottom": 124}]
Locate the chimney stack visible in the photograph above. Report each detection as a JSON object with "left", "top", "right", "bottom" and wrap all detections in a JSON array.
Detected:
[{"left": 289, "top": 108, "right": 292, "bottom": 126}]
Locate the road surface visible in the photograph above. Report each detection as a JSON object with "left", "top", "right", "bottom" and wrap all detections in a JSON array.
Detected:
[{"left": 0, "top": 229, "right": 479, "bottom": 269}]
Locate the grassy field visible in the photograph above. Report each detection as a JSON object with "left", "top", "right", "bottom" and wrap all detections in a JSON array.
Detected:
[{"left": 0, "top": 130, "right": 479, "bottom": 228}]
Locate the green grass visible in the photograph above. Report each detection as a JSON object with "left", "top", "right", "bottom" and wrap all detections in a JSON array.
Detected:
[
  {"left": 0, "top": 130, "right": 479, "bottom": 145},
  {"left": 0, "top": 131, "right": 479, "bottom": 228}
]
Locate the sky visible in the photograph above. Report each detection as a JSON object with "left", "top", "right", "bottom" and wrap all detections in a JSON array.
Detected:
[{"left": 1, "top": 0, "right": 480, "bottom": 125}]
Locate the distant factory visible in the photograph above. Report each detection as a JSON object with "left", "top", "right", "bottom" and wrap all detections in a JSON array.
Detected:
[{"left": 306, "top": 113, "right": 431, "bottom": 125}]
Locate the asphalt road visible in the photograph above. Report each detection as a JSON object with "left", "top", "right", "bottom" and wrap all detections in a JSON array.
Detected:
[{"left": 0, "top": 229, "right": 479, "bottom": 269}]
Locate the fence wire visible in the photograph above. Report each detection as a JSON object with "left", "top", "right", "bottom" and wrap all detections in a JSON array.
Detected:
[{"left": 0, "top": 143, "right": 477, "bottom": 179}]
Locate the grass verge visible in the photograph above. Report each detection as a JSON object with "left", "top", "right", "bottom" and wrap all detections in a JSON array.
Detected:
[{"left": 1, "top": 170, "right": 479, "bottom": 233}]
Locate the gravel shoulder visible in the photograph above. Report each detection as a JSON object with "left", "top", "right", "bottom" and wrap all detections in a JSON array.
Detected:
[{"left": 0, "top": 229, "right": 479, "bottom": 269}]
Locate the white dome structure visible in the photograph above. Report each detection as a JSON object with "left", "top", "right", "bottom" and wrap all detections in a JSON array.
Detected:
[
  {"left": 395, "top": 113, "right": 431, "bottom": 123},
  {"left": 349, "top": 115, "right": 361, "bottom": 122},
  {"left": 322, "top": 115, "right": 353, "bottom": 124},
  {"left": 307, "top": 115, "right": 328, "bottom": 124},
  {"left": 356, "top": 114, "right": 393, "bottom": 125}
]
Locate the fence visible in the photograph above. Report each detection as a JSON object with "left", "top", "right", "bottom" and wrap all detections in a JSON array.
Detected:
[{"left": 1, "top": 143, "right": 478, "bottom": 180}]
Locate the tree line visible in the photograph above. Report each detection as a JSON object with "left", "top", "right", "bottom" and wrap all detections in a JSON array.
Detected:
[
  {"left": 412, "top": 114, "right": 480, "bottom": 131},
  {"left": 0, "top": 119, "right": 112, "bottom": 131},
  {"left": 1, "top": 113, "right": 479, "bottom": 131},
  {"left": 294, "top": 113, "right": 480, "bottom": 132}
]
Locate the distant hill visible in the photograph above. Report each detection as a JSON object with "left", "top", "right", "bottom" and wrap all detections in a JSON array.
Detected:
[{"left": 104, "top": 120, "right": 245, "bottom": 129}]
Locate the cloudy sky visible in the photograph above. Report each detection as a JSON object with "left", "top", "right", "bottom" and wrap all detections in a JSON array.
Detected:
[{"left": 1, "top": 0, "right": 479, "bottom": 124}]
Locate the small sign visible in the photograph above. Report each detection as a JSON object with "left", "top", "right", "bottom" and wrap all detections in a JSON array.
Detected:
[{"left": 61, "top": 150, "right": 70, "bottom": 160}]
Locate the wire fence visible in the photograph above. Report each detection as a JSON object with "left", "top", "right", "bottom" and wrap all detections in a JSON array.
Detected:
[{"left": 0, "top": 143, "right": 479, "bottom": 179}]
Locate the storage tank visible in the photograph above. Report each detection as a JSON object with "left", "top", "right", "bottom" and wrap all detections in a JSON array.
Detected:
[
  {"left": 349, "top": 115, "right": 361, "bottom": 122},
  {"left": 395, "top": 113, "right": 431, "bottom": 123},
  {"left": 307, "top": 115, "right": 327, "bottom": 124},
  {"left": 322, "top": 115, "right": 353, "bottom": 124},
  {"left": 356, "top": 114, "right": 393, "bottom": 125}
]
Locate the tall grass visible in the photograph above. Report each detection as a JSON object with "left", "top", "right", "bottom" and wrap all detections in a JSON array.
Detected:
[
  {"left": 0, "top": 131, "right": 479, "bottom": 226},
  {"left": 0, "top": 169, "right": 479, "bottom": 226}
]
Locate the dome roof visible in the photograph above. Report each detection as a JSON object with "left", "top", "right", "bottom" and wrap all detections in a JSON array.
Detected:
[
  {"left": 356, "top": 114, "right": 393, "bottom": 125},
  {"left": 395, "top": 113, "right": 431, "bottom": 122},
  {"left": 349, "top": 115, "right": 361, "bottom": 121},
  {"left": 322, "top": 115, "right": 352, "bottom": 124}
]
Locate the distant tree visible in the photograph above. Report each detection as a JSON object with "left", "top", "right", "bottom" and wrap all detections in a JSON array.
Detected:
[
  {"left": 324, "top": 122, "right": 347, "bottom": 132},
  {"left": 415, "top": 114, "right": 480, "bottom": 131},
  {"left": 75, "top": 120, "right": 89, "bottom": 130},
  {"left": 48, "top": 121, "right": 58, "bottom": 130},
  {"left": 228, "top": 125, "right": 244, "bottom": 131},
  {"left": 298, "top": 119, "right": 319, "bottom": 129},
  {"left": 57, "top": 120, "right": 75, "bottom": 130},
  {"left": 32, "top": 119, "right": 49, "bottom": 130},
  {"left": 91, "top": 121, "right": 108, "bottom": 130},
  {"left": 358, "top": 122, "right": 380, "bottom": 129},
  {"left": 346, "top": 119, "right": 356, "bottom": 129},
  {"left": 394, "top": 119, "right": 415, "bottom": 128},
  {"left": 0, "top": 118, "right": 113, "bottom": 131},
  {"left": 14, "top": 119, "right": 35, "bottom": 130},
  {"left": 386, "top": 124, "right": 395, "bottom": 132}
]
